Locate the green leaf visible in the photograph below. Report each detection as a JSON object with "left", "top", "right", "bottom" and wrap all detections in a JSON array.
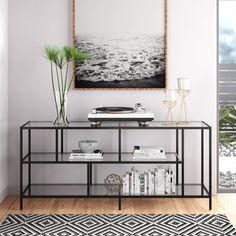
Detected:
[
  {"left": 43, "top": 46, "right": 60, "bottom": 64},
  {"left": 71, "top": 48, "right": 89, "bottom": 65},
  {"left": 63, "top": 46, "right": 74, "bottom": 62}
]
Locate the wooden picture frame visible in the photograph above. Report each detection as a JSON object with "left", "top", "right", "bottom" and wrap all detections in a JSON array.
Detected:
[{"left": 73, "top": 0, "right": 167, "bottom": 90}]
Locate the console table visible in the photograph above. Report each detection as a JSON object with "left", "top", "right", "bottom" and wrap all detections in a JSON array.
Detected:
[{"left": 20, "top": 121, "right": 212, "bottom": 210}]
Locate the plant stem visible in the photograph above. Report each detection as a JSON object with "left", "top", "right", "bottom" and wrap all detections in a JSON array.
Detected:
[
  {"left": 63, "top": 62, "right": 69, "bottom": 96},
  {"left": 59, "top": 92, "right": 66, "bottom": 123},
  {"left": 60, "top": 68, "right": 64, "bottom": 95},
  {"left": 66, "top": 73, "right": 75, "bottom": 95},
  {"left": 55, "top": 65, "right": 62, "bottom": 108},
  {"left": 59, "top": 67, "right": 67, "bottom": 124},
  {"left": 50, "top": 62, "right": 59, "bottom": 124}
]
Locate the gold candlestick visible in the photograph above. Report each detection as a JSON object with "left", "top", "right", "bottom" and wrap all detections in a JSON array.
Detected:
[
  {"left": 163, "top": 100, "right": 177, "bottom": 125},
  {"left": 177, "top": 89, "right": 191, "bottom": 124}
]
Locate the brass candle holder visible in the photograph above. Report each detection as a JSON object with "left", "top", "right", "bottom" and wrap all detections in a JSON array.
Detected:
[
  {"left": 163, "top": 100, "right": 177, "bottom": 125},
  {"left": 177, "top": 89, "right": 191, "bottom": 124}
]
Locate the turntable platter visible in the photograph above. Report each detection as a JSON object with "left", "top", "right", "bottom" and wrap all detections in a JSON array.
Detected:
[{"left": 95, "top": 107, "right": 135, "bottom": 114}]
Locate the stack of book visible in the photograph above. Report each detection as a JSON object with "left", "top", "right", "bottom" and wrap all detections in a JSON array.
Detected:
[
  {"left": 69, "top": 150, "right": 103, "bottom": 160},
  {"left": 122, "top": 167, "right": 176, "bottom": 195},
  {"left": 132, "top": 146, "right": 166, "bottom": 159}
]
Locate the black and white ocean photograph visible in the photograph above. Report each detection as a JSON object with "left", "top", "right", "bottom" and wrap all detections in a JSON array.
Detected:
[{"left": 74, "top": 0, "right": 166, "bottom": 89}]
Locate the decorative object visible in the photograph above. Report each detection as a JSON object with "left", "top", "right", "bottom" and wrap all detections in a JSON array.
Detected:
[
  {"left": 73, "top": 0, "right": 167, "bottom": 89},
  {"left": 165, "top": 89, "right": 176, "bottom": 102},
  {"left": 43, "top": 46, "right": 88, "bottom": 125},
  {"left": 69, "top": 149, "right": 103, "bottom": 159},
  {"left": 177, "top": 89, "right": 191, "bottom": 124},
  {"left": 163, "top": 101, "right": 176, "bottom": 124},
  {"left": 176, "top": 79, "right": 191, "bottom": 123},
  {"left": 1, "top": 214, "right": 236, "bottom": 235},
  {"left": 132, "top": 146, "right": 166, "bottom": 159},
  {"left": 163, "top": 89, "right": 177, "bottom": 124},
  {"left": 178, "top": 78, "right": 190, "bottom": 90},
  {"left": 104, "top": 174, "right": 123, "bottom": 193},
  {"left": 88, "top": 105, "right": 154, "bottom": 124},
  {"left": 78, "top": 140, "right": 98, "bottom": 153}
]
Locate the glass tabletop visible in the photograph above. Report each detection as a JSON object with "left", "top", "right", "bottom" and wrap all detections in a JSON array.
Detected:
[
  {"left": 119, "top": 121, "right": 210, "bottom": 128},
  {"left": 21, "top": 121, "right": 210, "bottom": 129},
  {"left": 21, "top": 121, "right": 119, "bottom": 128}
]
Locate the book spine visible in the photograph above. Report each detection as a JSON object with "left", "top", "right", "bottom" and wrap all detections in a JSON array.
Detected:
[
  {"left": 135, "top": 171, "right": 140, "bottom": 195},
  {"left": 124, "top": 173, "right": 129, "bottom": 195},
  {"left": 131, "top": 168, "right": 135, "bottom": 195},
  {"left": 144, "top": 173, "right": 148, "bottom": 195},
  {"left": 70, "top": 153, "right": 103, "bottom": 156},
  {"left": 171, "top": 170, "right": 176, "bottom": 194},
  {"left": 154, "top": 169, "right": 158, "bottom": 194},
  {"left": 125, "top": 173, "right": 129, "bottom": 195},
  {"left": 69, "top": 154, "right": 103, "bottom": 159},
  {"left": 132, "top": 154, "right": 166, "bottom": 159},
  {"left": 165, "top": 169, "right": 171, "bottom": 194},
  {"left": 129, "top": 173, "right": 132, "bottom": 195},
  {"left": 151, "top": 171, "right": 155, "bottom": 194},
  {"left": 134, "top": 150, "right": 164, "bottom": 153},
  {"left": 148, "top": 170, "right": 152, "bottom": 195},
  {"left": 157, "top": 169, "right": 165, "bottom": 194},
  {"left": 140, "top": 174, "right": 145, "bottom": 195},
  {"left": 122, "top": 175, "right": 127, "bottom": 194}
]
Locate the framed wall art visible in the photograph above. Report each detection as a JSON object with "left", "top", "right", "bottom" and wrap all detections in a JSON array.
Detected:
[{"left": 73, "top": 0, "right": 167, "bottom": 89}]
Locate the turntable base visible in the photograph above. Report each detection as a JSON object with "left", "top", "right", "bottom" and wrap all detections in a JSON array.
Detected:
[{"left": 88, "top": 106, "right": 154, "bottom": 123}]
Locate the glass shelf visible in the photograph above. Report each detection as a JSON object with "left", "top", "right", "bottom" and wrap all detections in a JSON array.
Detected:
[
  {"left": 23, "top": 184, "right": 208, "bottom": 198},
  {"left": 24, "top": 184, "right": 87, "bottom": 197},
  {"left": 119, "top": 121, "right": 210, "bottom": 129},
  {"left": 21, "top": 121, "right": 119, "bottom": 129},
  {"left": 21, "top": 121, "right": 210, "bottom": 129},
  {"left": 91, "top": 184, "right": 209, "bottom": 197},
  {"left": 22, "top": 152, "right": 181, "bottom": 164}
]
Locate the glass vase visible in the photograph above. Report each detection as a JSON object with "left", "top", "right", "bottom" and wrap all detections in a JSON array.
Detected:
[{"left": 54, "top": 91, "right": 69, "bottom": 126}]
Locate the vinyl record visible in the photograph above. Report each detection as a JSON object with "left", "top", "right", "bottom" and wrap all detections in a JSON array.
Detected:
[{"left": 95, "top": 107, "right": 135, "bottom": 114}]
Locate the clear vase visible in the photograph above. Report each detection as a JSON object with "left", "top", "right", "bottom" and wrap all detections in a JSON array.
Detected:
[{"left": 54, "top": 91, "right": 69, "bottom": 126}]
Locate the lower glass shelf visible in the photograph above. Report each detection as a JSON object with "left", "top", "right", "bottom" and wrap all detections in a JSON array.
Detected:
[
  {"left": 23, "top": 184, "right": 209, "bottom": 198},
  {"left": 22, "top": 152, "right": 180, "bottom": 164}
]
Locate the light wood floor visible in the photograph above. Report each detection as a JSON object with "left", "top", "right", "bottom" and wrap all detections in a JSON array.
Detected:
[{"left": 1, "top": 196, "right": 236, "bottom": 227}]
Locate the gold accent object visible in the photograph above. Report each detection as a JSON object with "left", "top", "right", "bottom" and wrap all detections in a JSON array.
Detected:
[
  {"left": 177, "top": 89, "right": 191, "bottom": 124},
  {"left": 163, "top": 100, "right": 177, "bottom": 125}
]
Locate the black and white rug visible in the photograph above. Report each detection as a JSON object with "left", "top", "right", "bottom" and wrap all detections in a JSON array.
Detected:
[{"left": 0, "top": 214, "right": 235, "bottom": 236}]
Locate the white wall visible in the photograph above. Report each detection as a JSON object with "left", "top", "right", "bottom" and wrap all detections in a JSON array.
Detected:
[
  {"left": 0, "top": 0, "right": 8, "bottom": 202},
  {"left": 8, "top": 0, "right": 217, "bottom": 194}
]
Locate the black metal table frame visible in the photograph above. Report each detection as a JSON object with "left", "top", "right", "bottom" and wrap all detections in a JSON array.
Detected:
[{"left": 20, "top": 121, "right": 212, "bottom": 210}]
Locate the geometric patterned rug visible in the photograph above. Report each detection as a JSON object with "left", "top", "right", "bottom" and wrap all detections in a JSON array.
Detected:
[{"left": 0, "top": 214, "right": 236, "bottom": 236}]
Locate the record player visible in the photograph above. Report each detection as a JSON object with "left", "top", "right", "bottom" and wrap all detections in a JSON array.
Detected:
[{"left": 88, "top": 104, "right": 154, "bottom": 126}]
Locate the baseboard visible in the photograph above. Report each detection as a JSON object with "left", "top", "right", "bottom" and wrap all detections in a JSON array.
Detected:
[{"left": 0, "top": 187, "right": 8, "bottom": 203}]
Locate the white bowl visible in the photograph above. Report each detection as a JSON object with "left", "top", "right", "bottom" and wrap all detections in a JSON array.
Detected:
[{"left": 78, "top": 140, "right": 98, "bottom": 153}]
